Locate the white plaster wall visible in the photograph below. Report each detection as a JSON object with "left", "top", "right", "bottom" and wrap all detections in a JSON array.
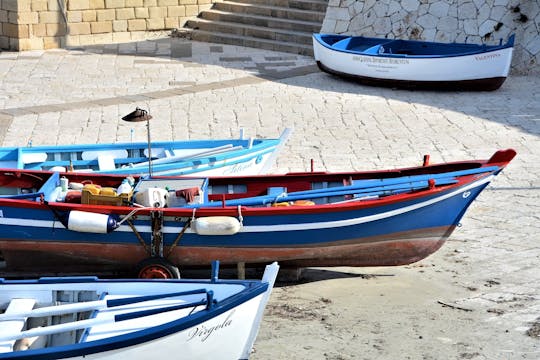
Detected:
[{"left": 321, "top": 0, "right": 540, "bottom": 74}]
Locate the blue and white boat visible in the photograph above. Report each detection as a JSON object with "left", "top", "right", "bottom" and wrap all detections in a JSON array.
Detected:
[
  {"left": 0, "top": 261, "right": 279, "bottom": 359},
  {"left": 0, "top": 149, "right": 515, "bottom": 277},
  {"left": 313, "top": 34, "right": 515, "bottom": 90},
  {"left": 0, "top": 128, "right": 291, "bottom": 177}
]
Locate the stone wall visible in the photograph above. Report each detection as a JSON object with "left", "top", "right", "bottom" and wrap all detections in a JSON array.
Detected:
[
  {"left": 321, "top": 0, "right": 540, "bottom": 74},
  {"left": 0, "top": 0, "right": 213, "bottom": 50}
]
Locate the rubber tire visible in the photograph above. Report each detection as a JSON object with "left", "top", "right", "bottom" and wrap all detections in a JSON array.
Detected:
[{"left": 136, "top": 257, "right": 181, "bottom": 279}]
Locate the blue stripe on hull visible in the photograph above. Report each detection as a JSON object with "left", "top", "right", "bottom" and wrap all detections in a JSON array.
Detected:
[{"left": 0, "top": 179, "right": 488, "bottom": 251}]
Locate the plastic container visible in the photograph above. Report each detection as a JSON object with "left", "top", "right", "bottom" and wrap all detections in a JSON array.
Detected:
[
  {"left": 134, "top": 188, "right": 168, "bottom": 208},
  {"left": 117, "top": 179, "right": 132, "bottom": 195}
]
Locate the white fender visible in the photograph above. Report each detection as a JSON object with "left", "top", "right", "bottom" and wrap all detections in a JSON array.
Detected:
[
  {"left": 191, "top": 216, "right": 241, "bottom": 235},
  {"left": 67, "top": 211, "right": 118, "bottom": 233}
]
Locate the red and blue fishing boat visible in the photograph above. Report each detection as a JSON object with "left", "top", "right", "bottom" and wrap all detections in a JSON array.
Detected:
[{"left": 0, "top": 149, "right": 516, "bottom": 277}]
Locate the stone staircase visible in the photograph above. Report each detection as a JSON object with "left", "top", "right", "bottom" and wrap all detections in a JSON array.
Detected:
[{"left": 184, "top": 0, "right": 328, "bottom": 56}]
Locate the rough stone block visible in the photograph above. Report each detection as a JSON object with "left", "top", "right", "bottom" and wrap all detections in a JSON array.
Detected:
[
  {"left": 0, "top": 36, "right": 9, "bottom": 49},
  {"left": 91, "top": 20, "right": 113, "bottom": 33},
  {"left": 89, "top": 0, "right": 105, "bottom": 9},
  {"left": 113, "top": 19, "right": 128, "bottom": 31},
  {"left": 185, "top": 5, "right": 199, "bottom": 16},
  {"left": 116, "top": 8, "right": 135, "bottom": 20},
  {"left": 0, "top": 10, "right": 7, "bottom": 23},
  {"left": 68, "top": 22, "right": 91, "bottom": 34},
  {"left": 373, "top": 17, "right": 391, "bottom": 34},
  {"left": 167, "top": 6, "right": 185, "bottom": 17},
  {"left": 43, "top": 36, "right": 62, "bottom": 49},
  {"left": 125, "top": 0, "right": 144, "bottom": 6},
  {"left": 463, "top": 19, "right": 477, "bottom": 35},
  {"left": 32, "top": 23, "right": 47, "bottom": 36},
  {"left": 32, "top": 1, "right": 49, "bottom": 11},
  {"left": 135, "top": 7, "right": 149, "bottom": 18},
  {"left": 149, "top": 6, "right": 167, "bottom": 18},
  {"left": 47, "top": 0, "right": 60, "bottom": 11},
  {"left": 37, "top": 11, "right": 58, "bottom": 23},
  {"left": 3, "top": 23, "right": 29, "bottom": 38},
  {"left": 165, "top": 17, "right": 179, "bottom": 28},
  {"left": 67, "top": 11, "right": 83, "bottom": 22},
  {"left": 82, "top": 9, "right": 97, "bottom": 21},
  {"left": 105, "top": 0, "right": 125, "bottom": 9},
  {"left": 437, "top": 16, "right": 458, "bottom": 32},
  {"left": 144, "top": 0, "right": 158, "bottom": 6},
  {"left": 146, "top": 17, "right": 164, "bottom": 29},
  {"left": 46, "top": 22, "right": 67, "bottom": 36},
  {"left": 429, "top": 1, "right": 449, "bottom": 18},
  {"left": 96, "top": 8, "right": 115, "bottom": 21},
  {"left": 69, "top": 0, "right": 90, "bottom": 10},
  {"left": 334, "top": 19, "right": 348, "bottom": 33},
  {"left": 128, "top": 18, "right": 146, "bottom": 30},
  {"left": 158, "top": 0, "right": 178, "bottom": 5},
  {"left": 478, "top": 19, "right": 497, "bottom": 36},
  {"left": 457, "top": 2, "right": 476, "bottom": 20},
  {"left": 18, "top": 37, "right": 44, "bottom": 50},
  {"left": 17, "top": 0, "right": 33, "bottom": 11},
  {"left": 417, "top": 13, "right": 437, "bottom": 29},
  {"left": 1, "top": 1, "right": 18, "bottom": 12},
  {"left": 401, "top": 0, "right": 419, "bottom": 12},
  {"left": 112, "top": 31, "right": 131, "bottom": 42},
  {"left": 16, "top": 11, "right": 39, "bottom": 24},
  {"left": 91, "top": 32, "right": 113, "bottom": 43}
]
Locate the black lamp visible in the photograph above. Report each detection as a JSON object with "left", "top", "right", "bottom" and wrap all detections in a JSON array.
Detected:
[{"left": 122, "top": 107, "right": 153, "bottom": 177}]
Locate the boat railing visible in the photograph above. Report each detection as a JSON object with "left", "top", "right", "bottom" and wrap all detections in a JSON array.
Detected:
[{"left": 193, "top": 166, "right": 500, "bottom": 208}]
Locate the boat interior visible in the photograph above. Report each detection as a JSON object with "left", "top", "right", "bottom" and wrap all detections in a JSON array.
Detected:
[
  {"left": 326, "top": 35, "right": 507, "bottom": 56},
  {"left": 0, "top": 278, "right": 248, "bottom": 353},
  {"left": 0, "top": 158, "right": 492, "bottom": 209}
]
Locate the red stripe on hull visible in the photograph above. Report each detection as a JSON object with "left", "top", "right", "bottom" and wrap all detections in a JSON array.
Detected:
[{"left": 0, "top": 226, "right": 454, "bottom": 272}]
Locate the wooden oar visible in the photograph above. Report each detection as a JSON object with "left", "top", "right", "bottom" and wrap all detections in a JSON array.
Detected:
[
  {"left": 129, "top": 144, "right": 240, "bottom": 168},
  {"left": 0, "top": 289, "right": 208, "bottom": 321},
  {"left": 196, "top": 178, "right": 458, "bottom": 208},
  {"left": 194, "top": 165, "right": 498, "bottom": 208},
  {"left": 0, "top": 298, "right": 208, "bottom": 342},
  {"left": 288, "top": 166, "right": 499, "bottom": 198}
]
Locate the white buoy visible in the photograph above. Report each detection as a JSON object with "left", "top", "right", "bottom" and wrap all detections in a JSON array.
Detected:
[
  {"left": 66, "top": 211, "right": 118, "bottom": 233},
  {"left": 191, "top": 216, "right": 241, "bottom": 235}
]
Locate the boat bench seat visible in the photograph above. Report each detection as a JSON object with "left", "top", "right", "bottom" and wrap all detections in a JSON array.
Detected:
[
  {"left": 80, "top": 294, "right": 195, "bottom": 343},
  {"left": 0, "top": 298, "right": 36, "bottom": 353}
]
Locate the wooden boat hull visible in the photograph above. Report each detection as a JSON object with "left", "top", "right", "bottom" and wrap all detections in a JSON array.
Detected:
[
  {"left": 0, "top": 129, "right": 291, "bottom": 177},
  {"left": 0, "top": 263, "right": 279, "bottom": 359},
  {"left": 313, "top": 34, "right": 514, "bottom": 91},
  {"left": 0, "top": 149, "right": 516, "bottom": 274}
]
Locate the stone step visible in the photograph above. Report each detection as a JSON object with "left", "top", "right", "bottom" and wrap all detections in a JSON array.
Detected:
[
  {"left": 199, "top": 9, "right": 323, "bottom": 33},
  {"left": 189, "top": 29, "right": 314, "bottom": 56},
  {"left": 233, "top": 0, "right": 328, "bottom": 12},
  {"left": 213, "top": 1, "right": 325, "bottom": 23},
  {"left": 187, "top": 18, "right": 313, "bottom": 45}
]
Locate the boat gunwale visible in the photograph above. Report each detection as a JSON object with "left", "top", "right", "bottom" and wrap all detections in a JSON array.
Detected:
[{"left": 313, "top": 33, "right": 515, "bottom": 59}]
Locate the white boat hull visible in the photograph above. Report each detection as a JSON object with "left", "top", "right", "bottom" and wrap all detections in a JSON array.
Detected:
[
  {"left": 59, "top": 296, "right": 264, "bottom": 360},
  {"left": 313, "top": 35, "right": 514, "bottom": 90}
]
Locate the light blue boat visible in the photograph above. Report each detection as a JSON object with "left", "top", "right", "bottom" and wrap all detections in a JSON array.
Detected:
[{"left": 0, "top": 129, "right": 291, "bottom": 177}]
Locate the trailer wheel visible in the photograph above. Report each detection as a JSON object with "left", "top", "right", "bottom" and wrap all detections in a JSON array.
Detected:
[{"left": 137, "top": 257, "right": 181, "bottom": 279}]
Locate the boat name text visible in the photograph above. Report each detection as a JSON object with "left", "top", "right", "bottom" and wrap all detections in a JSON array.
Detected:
[
  {"left": 187, "top": 310, "right": 234, "bottom": 342},
  {"left": 352, "top": 56, "right": 409, "bottom": 65},
  {"left": 475, "top": 53, "right": 501, "bottom": 61},
  {"left": 223, "top": 159, "right": 256, "bottom": 175}
]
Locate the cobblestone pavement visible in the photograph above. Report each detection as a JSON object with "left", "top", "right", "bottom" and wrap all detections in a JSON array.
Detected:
[{"left": 0, "top": 37, "right": 539, "bottom": 359}]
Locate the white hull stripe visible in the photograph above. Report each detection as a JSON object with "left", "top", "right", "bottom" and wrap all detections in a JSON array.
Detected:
[{"left": 0, "top": 176, "right": 493, "bottom": 235}]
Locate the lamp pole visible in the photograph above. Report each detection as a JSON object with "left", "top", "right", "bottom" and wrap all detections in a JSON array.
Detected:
[{"left": 122, "top": 107, "right": 153, "bottom": 177}]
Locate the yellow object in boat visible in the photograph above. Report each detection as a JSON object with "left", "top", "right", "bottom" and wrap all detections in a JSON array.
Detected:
[
  {"left": 293, "top": 200, "right": 315, "bottom": 206},
  {"left": 271, "top": 202, "right": 290, "bottom": 207},
  {"left": 100, "top": 187, "right": 117, "bottom": 196},
  {"left": 83, "top": 184, "right": 101, "bottom": 195}
]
